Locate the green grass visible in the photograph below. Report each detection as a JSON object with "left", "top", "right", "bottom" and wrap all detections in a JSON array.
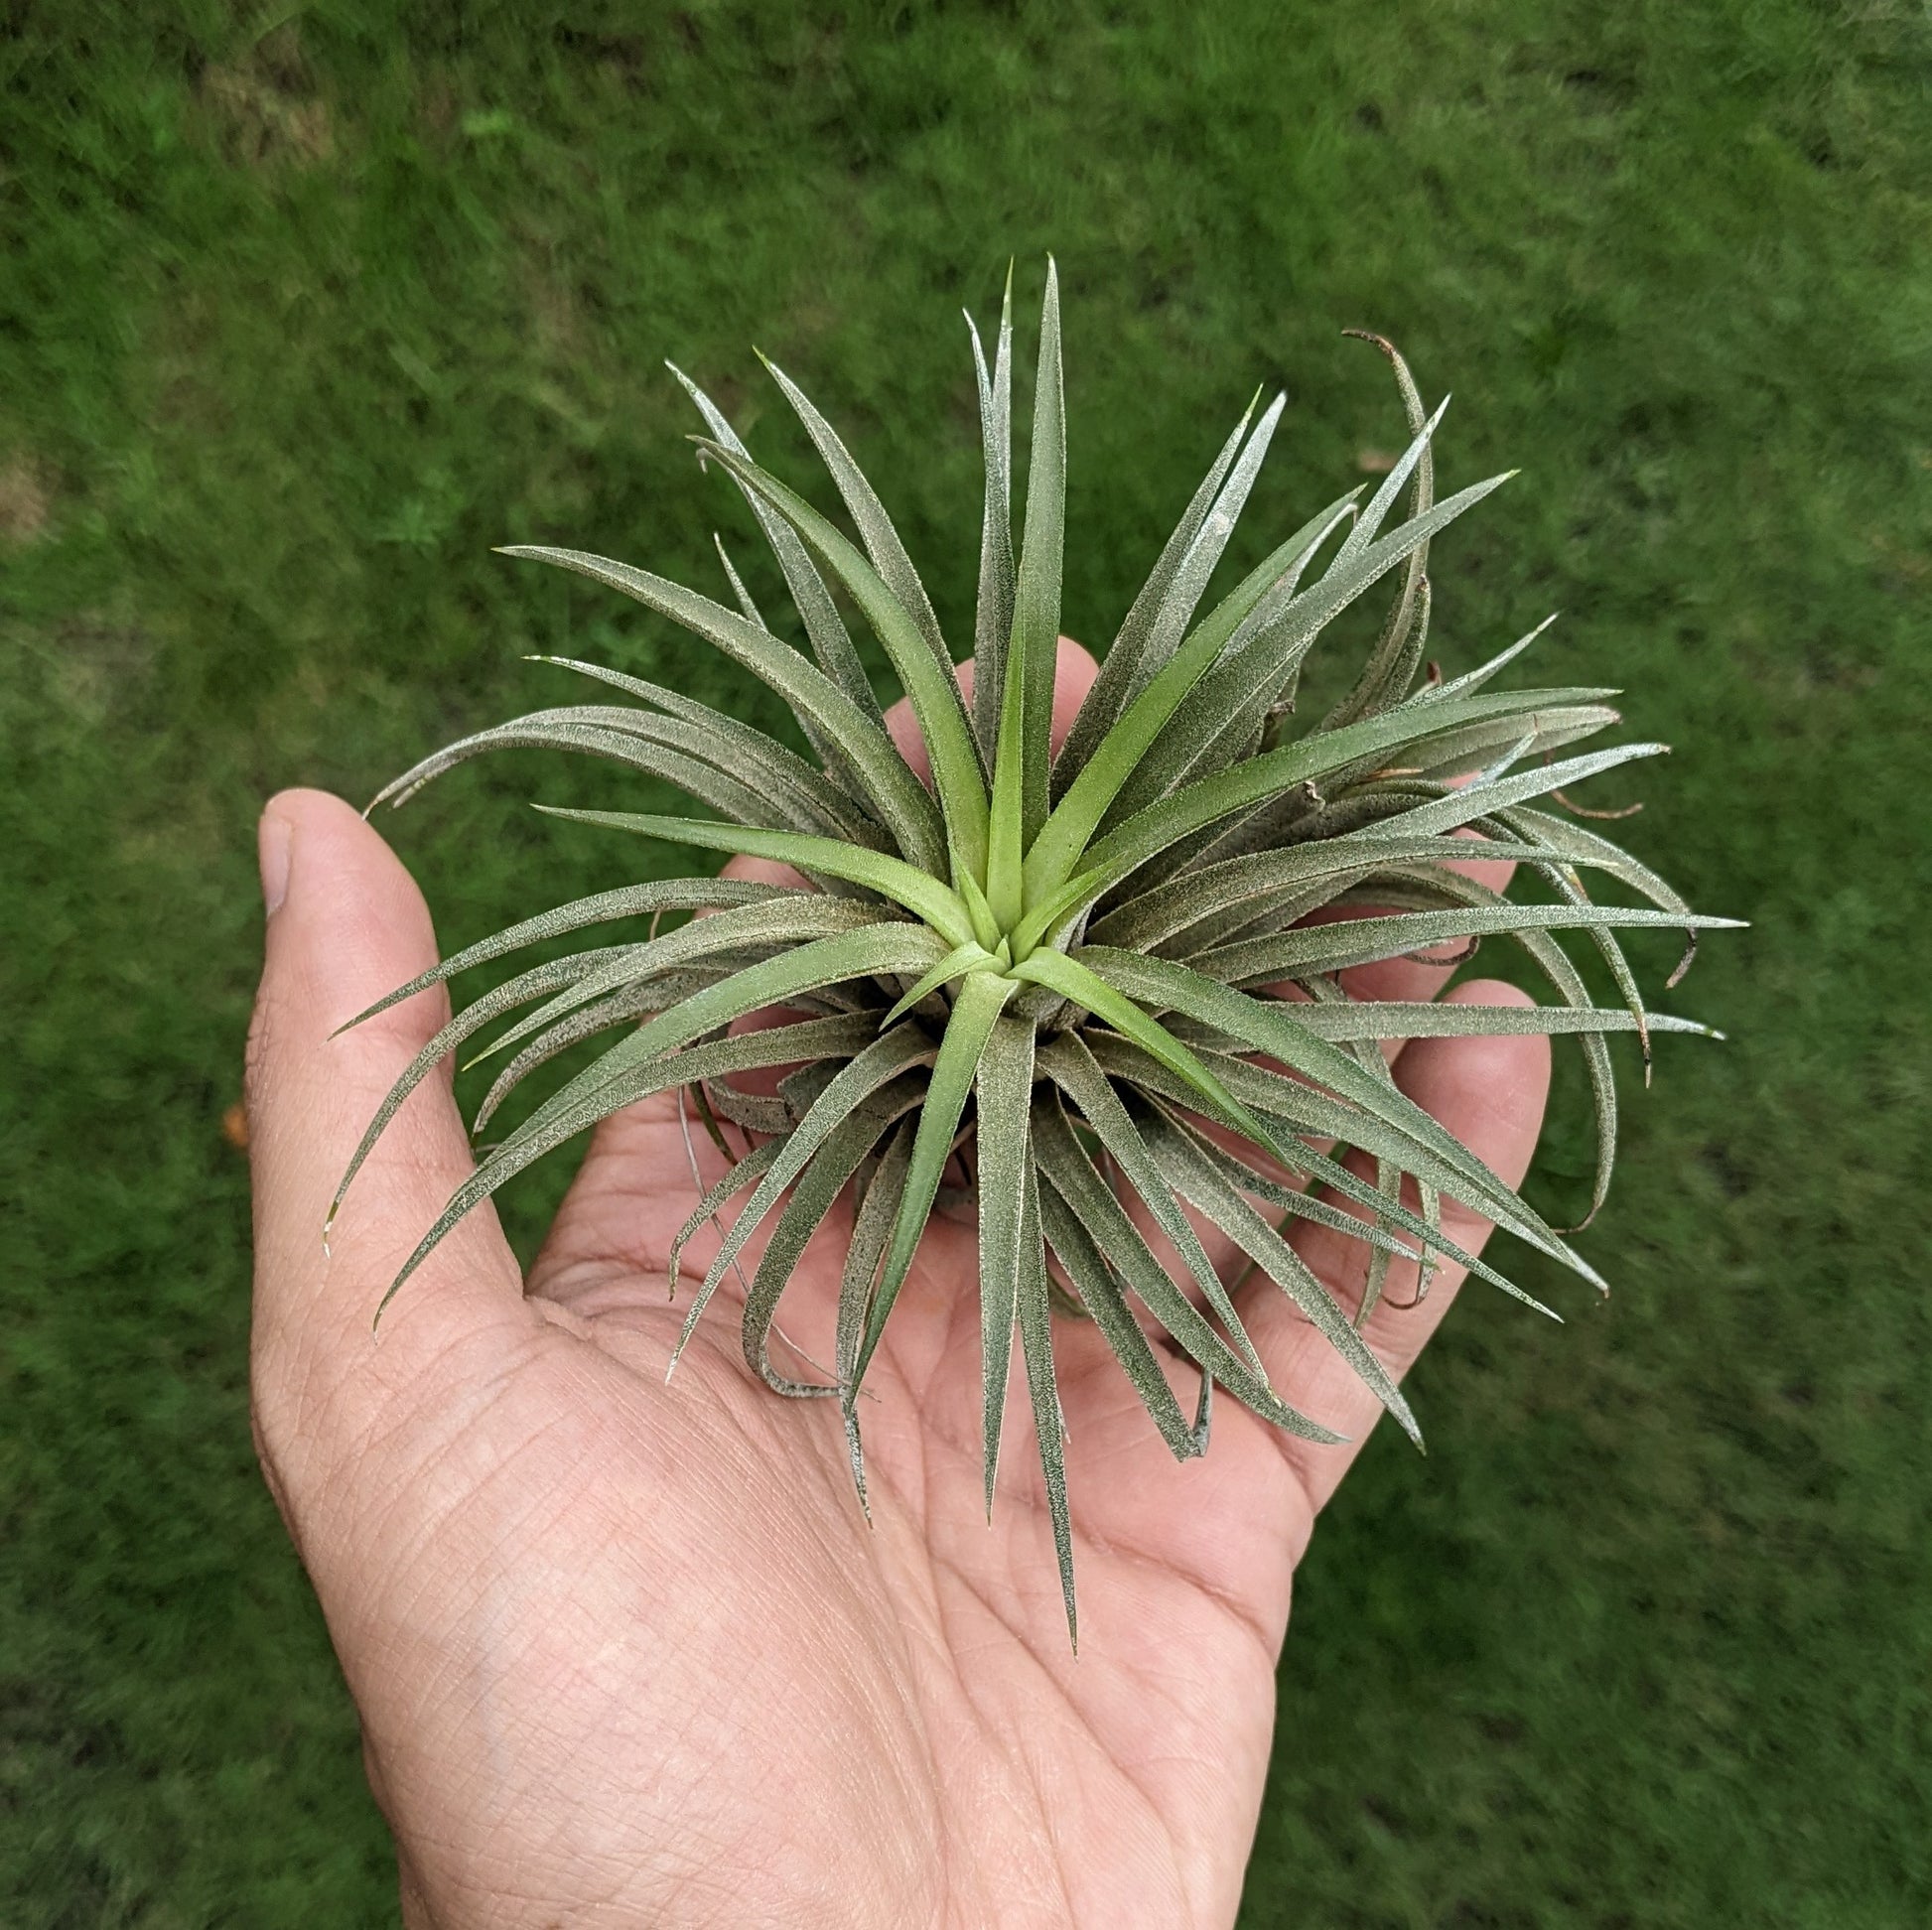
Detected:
[{"left": 3, "top": 1, "right": 1927, "bottom": 1922}]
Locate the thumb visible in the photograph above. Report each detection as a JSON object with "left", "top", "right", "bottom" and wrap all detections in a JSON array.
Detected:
[{"left": 246, "top": 790, "right": 533, "bottom": 1481}]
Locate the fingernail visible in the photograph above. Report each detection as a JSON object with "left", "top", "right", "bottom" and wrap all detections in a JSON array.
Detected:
[{"left": 259, "top": 808, "right": 293, "bottom": 916}]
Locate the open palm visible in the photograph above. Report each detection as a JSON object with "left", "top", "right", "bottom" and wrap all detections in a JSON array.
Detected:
[{"left": 246, "top": 657, "right": 1549, "bottom": 1929}]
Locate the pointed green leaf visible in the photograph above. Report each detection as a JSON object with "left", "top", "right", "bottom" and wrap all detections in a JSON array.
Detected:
[
  {"left": 1025, "top": 472, "right": 1356, "bottom": 904},
  {"left": 1345, "top": 864, "right": 1656, "bottom": 1227},
  {"left": 1248, "top": 1001, "right": 1717, "bottom": 1043},
  {"left": 952, "top": 859, "right": 1004, "bottom": 952},
  {"left": 1071, "top": 946, "right": 1596, "bottom": 1282},
  {"left": 1412, "top": 614, "right": 1560, "bottom": 706},
  {"left": 737, "top": 1082, "right": 925, "bottom": 1396},
  {"left": 1140, "top": 1104, "right": 1422, "bottom": 1448},
  {"left": 1504, "top": 803, "right": 1702, "bottom": 987},
  {"left": 330, "top": 948, "right": 626, "bottom": 1229},
  {"left": 341, "top": 877, "right": 787, "bottom": 1031},
  {"left": 1013, "top": 258, "right": 1065, "bottom": 843},
  {"left": 1011, "top": 687, "right": 1620, "bottom": 957},
  {"left": 465, "top": 891, "right": 887, "bottom": 1068},
  {"left": 758, "top": 350, "right": 956, "bottom": 685},
  {"left": 1350, "top": 742, "right": 1669, "bottom": 843},
  {"left": 1031, "top": 1097, "right": 1343, "bottom": 1441},
  {"left": 713, "top": 533, "right": 764, "bottom": 627},
  {"left": 1104, "top": 472, "right": 1519, "bottom": 823},
  {"left": 836, "top": 1120, "right": 915, "bottom": 1513},
  {"left": 1037, "top": 1034, "right": 1263, "bottom": 1373},
  {"left": 1324, "top": 345, "right": 1439, "bottom": 724},
  {"left": 370, "top": 710, "right": 792, "bottom": 834},
  {"left": 668, "top": 1138, "right": 784, "bottom": 1301},
  {"left": 1016, "top": 1163, "right": 1077, "bottom": 1646},
  {"left": 975, "top": 1014, "right": 1035, "bottom": 1517},
  {"left": 985, "top": 557, "right": 1031, "bottom": 930},
  {"left": 881, "top": 942, "right": 1002, "bottom": 1028},
  {"left": 968, "top": 271, "right": 1016, "bottom": 762},
  {"left": 1400, "top": 708, "right": 1623, "bottom": 785},
  {"left": 668, "top": 362, "right": 882, "bottom": 718},
  {"left": 853, "top": 968, "right": 1018, "bottom": 1387},
  {"left": 497, "top": 544, "right": 942, "bottom": 872},
  {"left": 1145, "top": 1094, "right": 1432, "bottom": 1273},
  {"left": 690, "top": 1025, "right": 936, "bottom": 1321},
  {"left": 1035, "top": 1177, "right": 1206, "bottom": 1461},
  {"left": 692, "top": 444, "right": 991, "bottom": 880},
  {"left": 1123, "top": 389, "right": 1287, "bottom": 688},
  {"left": 1190, "top": 489, "right": 1364, "bottom": 666},
  {"left": 1055, "top": 392, "right": 1271, "bottom": 790},
  {"left": 477, "top": 972, "right": 852, "bottom": 1134},
  {"left": 1090, "top": 1037, "right": 1559, "bottom": 1314},
  {"left": 1193, "top": 903, "right": 1741, "bottom": 989},
  {"left": 532, "top": 807, "right": 978, "bottom": 949},
  {"left": 524, "top": 657, "right": 884, "bottom": 843},
  {"left": 372, "top": 924, "right": 947, "bottom": 1320},
  {"left": 1088, "top": 834, "right": 1562, "bottom": 955}
]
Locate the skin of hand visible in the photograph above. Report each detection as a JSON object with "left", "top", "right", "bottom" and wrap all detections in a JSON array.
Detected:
[{"left": 246, "top": 640, "right": 1549, "bottom": 1930}]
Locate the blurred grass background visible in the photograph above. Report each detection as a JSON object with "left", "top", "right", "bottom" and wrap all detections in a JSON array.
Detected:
[{"left": 3, "top": 1, "right": 1928, "bottom": 1923}]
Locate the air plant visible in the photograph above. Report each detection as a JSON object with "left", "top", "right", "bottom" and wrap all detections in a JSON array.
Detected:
[{"left": 332, "top": 263, "right": 1734, "bottom": 1640}]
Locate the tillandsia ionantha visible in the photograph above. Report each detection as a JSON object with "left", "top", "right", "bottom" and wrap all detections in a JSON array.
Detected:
[{"left": 333, "top": 261, "right": 1737, "bottom": 1642}]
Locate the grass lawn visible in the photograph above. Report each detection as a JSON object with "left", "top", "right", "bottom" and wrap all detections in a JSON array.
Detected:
[{"left": 3, "top": 2, "right": 1928, "bottom": 1922}]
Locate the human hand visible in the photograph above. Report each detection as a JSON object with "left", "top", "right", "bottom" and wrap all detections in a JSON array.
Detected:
[{"left": 246, "top": 640, "right": 1549, "bottom": 1929}]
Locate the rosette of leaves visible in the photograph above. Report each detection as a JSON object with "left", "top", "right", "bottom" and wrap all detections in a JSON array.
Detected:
[{"left": 334, "top": 264, "right": 1734, "bottom": 1638}]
